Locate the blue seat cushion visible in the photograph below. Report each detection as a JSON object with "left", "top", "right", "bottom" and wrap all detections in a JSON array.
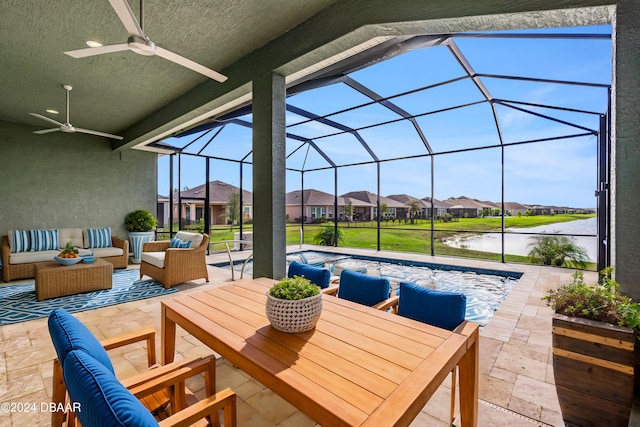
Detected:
[
  {"left": 398, "top": 282, "right": 467, "bottom": 331},
  {"left": 48, "top": 309, "right": 114, "bottom": 373},
  {"left": 338, "top": 270, "right": 390, "bottom": 306},
  {"left": 63, "top": 350, "right": 158, "bottom": 427},
  {"left": 288, "top": 260, "right": 331, "bottom": 289}
]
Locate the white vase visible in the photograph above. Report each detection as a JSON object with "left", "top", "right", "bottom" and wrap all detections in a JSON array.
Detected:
[
  {"left": 265, "top": 292, "right": 323, "bottom": 333},
  {"left": 128, "top": 231, "right": 155, "bottom": 264}
]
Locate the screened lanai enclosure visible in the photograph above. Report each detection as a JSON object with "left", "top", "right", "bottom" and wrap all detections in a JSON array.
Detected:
[{"left": 155, "top": 25, "right": 612, "bottom": 270}]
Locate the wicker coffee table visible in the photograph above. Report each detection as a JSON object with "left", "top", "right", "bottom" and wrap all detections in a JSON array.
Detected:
[{"left": 35, "top": 258, "right": 113, "bottom": 301}]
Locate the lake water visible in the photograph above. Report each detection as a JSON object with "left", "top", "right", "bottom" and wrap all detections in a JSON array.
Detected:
[{"left": 444, "top": 217, "right": 598, "bottom": 261}]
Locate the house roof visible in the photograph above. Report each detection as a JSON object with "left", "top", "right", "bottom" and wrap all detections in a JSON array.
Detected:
[
  {"left": 178, "top": 180, "right": 252, "bottom": 204},
  {"left": 286, "top": 189, "right": 348, "bottom": 206},
  {"left": 444, "top": 196, "right": 498, "bottom": 209},
  {"left": 387, "top": 194, "right": 429, "bottom": 208},
  {"left": 341, "top": 191, "right": 404, "bottom": 208}
]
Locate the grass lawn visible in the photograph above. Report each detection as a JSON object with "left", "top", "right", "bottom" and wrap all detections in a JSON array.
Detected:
[{"left": 159, "top": 213, "right": 596, "bottom": 269}]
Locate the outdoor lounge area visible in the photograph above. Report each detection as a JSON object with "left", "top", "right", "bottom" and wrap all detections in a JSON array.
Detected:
[
  {"left": 2, "top": 1, "right": 640, "bottom": 426},
  {"left": 0, "top": 246, "right": 628, "bottom": 427}
]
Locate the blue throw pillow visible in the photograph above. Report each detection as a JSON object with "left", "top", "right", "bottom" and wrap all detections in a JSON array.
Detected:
[
  {"left": 398, "top": 281, "right": 467, "bottom": 331},
  {"left": 47, "top": 309, "right": 114, "bottom": 373},
  {"left": 10, "top": 229, "right": 30, "bottom": 253},
  {"left": 169, "top": 237, "right": 192, "bottom": 249},
  {"left": 87, "top": 227, "right": 112, "bottom": 249},
  {"left": 63, "top": 350, "right": 158, "bottom": 427},
  {"left": 288, "top": 260, "right": 330, "bottom": 289},
  {"left": 337, "top": 270, "right": 390, "bottom": 306},
  {"left": 29, "top": 229, "right": 59, "bottom": 251}
]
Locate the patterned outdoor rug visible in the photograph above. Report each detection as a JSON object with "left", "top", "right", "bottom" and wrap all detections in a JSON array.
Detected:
[{"left": 0, "top": 269, "right": 177, "bottom": 325}]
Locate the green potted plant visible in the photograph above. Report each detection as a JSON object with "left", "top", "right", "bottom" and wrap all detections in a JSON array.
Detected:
[
  {"left": 542, "top": 267, "right": 640, "bottom": 427},
  {"left": 265, "top": 276, "right": 322, "bottom": 333},
  {"left": 124, "top": 210, "right": 157, "bottom": 263}
]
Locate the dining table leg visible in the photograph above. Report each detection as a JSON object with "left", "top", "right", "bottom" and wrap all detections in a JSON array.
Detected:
[
  {"left": 458, "top": 323, "right": 479, "bottom": 427},
  {"left": 161, "top": 303, "right": 176, "bottom": 365}
]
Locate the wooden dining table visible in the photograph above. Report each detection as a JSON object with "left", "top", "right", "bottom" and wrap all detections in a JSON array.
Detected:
[{"left": 161, "top": 277, "right": 479, "bottom": 427}]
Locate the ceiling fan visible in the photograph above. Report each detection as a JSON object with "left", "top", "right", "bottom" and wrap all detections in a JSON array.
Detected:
[
  {"left": 64, "top": 0, "right": 228, "bottom": 83},
  {"left": 29, "top": 84, "right": 124, "bottom": 140}
]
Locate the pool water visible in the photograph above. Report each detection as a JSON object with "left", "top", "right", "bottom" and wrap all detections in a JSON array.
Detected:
[{"left": 217, "top": 251, "right": 521, "bottom": 326}]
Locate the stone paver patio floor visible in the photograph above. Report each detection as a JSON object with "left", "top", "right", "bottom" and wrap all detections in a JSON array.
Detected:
[{"left": 0, "top": 245, "right": 619, "bottom": 426}]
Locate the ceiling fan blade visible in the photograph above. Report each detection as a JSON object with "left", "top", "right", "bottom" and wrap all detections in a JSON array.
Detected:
[
  {"left": 108, "top": 0, "right": 145, "bottom": 37},
  {"left": 74, "top": 127, "right": 124, "bottom": 140},
  {"left": 156, "top": 47, "right": 228, "bottom": 82},
  {"left": 29, "top": 112, "right": 64, "bottom": 127},
  {"left": 65, "top": 43, "right": 130, "bottom": 58},
  {"left": 33, "top": 128, "right": 61, "bottom": 134}
]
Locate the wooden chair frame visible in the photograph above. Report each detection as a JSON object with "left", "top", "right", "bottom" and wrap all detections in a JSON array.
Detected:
[{"left": 51, "top": 328, "right": 224, "bottom": 427}]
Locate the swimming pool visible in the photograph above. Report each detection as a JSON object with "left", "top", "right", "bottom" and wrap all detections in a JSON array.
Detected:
[{"left": 215, "top": 251, "right": 522, "bottom": 326}]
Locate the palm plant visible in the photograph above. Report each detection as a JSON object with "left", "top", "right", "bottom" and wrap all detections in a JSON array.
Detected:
[
  {"left": 313, "top": 222, "right": 344, "bottom": 246},
  {"left": 405, "top": 199, "right": 423, "bottom": 224},
  {"left": 527, "top": 234, "right": 588, "bottom": 268}
]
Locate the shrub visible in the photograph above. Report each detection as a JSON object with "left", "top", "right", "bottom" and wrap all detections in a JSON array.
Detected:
[
  {"left": 124, "top": 210, "right": 157, "bottom": 232},
  {"left": 313, "top": 222, "right": 344, "bottom": 246},
  {"left": 269, "top": 276, "right": 319, "bottom": 300},
  {"left": 527, "top": 234, "right": 588, "bottom": 268}
]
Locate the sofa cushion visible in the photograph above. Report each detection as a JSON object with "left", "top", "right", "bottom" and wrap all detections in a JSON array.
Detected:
[
  {"left": 58, "top": 228, "right": 84, "bottom": 249},
  {"left": 170, "top": 237, "right": 192, "bottom": 249},
  {"left": 141, "top": 252, "right": 165, "bottom": 269},
  {"left": 63, "top": 350, "right": 157, "bottom": 427},
  {"left": 174, "top": 231, "right": 203, "bottom": 248},
  {"left": 47, "top": 308, "right": 114, "bottom": 372},
  {"left": 90, "top": 247, "right": 123, "bottom": 258},
  {"left": 29, "top": 229, "right": 59, "bottom": 252},
  {"left": 8, "top": 229, "right": 30, "bottom": 253},
  {"left": 85, "top": 228, "right": 112, "bottom": 249},
  {"left": 9, "top": 250, "right": 59, "bottom": 265}
]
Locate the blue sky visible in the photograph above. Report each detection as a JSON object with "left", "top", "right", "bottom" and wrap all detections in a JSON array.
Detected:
[{"left": 158, "top": 25, "right": 611, "bottom": 208}]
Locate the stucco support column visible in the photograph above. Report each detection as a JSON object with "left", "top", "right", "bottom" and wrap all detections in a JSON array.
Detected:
[
  {"left": 252, "top": 72, "right": 287, "bottom": 279},
  {"left": 612, "top": 1, "right": 640, "bottom": 298}
]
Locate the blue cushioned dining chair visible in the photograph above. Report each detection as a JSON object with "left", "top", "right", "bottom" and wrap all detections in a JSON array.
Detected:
[
  {"left": 336, "top": 270, "right": 398, "bottom": 312},
  {"left": 397, "top": 281, "right": 467, "bottom": 426},
  {"left": 63, "top": 349, "right": 237, "bottom": 427},
  {"left": 288, "top": 260, "right": 330, "bottom": 288},
  {"left": 47, "top": 309, "right": 218, "bottom": 427}
]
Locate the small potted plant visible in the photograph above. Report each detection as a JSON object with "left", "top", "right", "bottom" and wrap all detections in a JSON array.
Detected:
[
  {"left": 124, "top": 210, "right": 157, "bottom": 263},
  {"left": 542, "top": 267, "right": 640, "bottom": 427},
  {"left": 266, "top": 276, "right": 322, "bottom": 333}
]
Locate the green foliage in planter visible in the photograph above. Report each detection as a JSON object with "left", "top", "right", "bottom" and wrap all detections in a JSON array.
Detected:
[
  {"left": 269, "top": 276, "right": 319, "bottom": 300},
  {"left": 543, "top": 267, "right": 640, "bottom": 332},
  {"left": 125, "top": 210, "right": 157, "bottom": 232}
]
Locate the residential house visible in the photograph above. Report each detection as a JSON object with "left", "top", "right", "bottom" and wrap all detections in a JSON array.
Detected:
[
  {"left": 444, "top": 196, "right": 498, "bottom": 218},
  {"left": 341, "top": 191, "right": 404, "bottom": 220},
  {"left": 387, "top": 194, "right": 430, "bottom": 219},
  {"left": 157, "top": 194, "right": 170, "bottom": 227},
  {"left": 287, "top": 189, "right": 348, "bottom": 223},
  {"left": 174, "top": 180, "right": 253, "bottom": 225},
  {"left": 503, "top": 201, "right": 530, "bottom": 217},
  {"left": 420, "top": 197, "right": 450, "bottom": 218}
]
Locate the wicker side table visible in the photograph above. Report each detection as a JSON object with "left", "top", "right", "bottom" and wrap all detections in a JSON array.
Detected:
[{"left": 35, "top": 258, "right": 113, "bottom": 301}]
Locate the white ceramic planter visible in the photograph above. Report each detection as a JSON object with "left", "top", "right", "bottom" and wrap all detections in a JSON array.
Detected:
[
  {"left": 265, "top": 292, "right": 322, "bottom": 333},
  {"left": 128, "top": 231, "right": 155, "bottom": 264}
]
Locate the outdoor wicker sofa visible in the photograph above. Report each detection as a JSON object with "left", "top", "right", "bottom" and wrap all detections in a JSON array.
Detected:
[{"left": 1, "top": 228, "right": 128, "bottom": 282}]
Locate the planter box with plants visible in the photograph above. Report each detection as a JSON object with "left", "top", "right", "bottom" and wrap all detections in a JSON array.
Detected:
[
  {"left": 543, "top": 268, "right": 640, "bottom": 427},
  {"left": 266, "top": 276, "right": 322, "bottom": 333}
]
